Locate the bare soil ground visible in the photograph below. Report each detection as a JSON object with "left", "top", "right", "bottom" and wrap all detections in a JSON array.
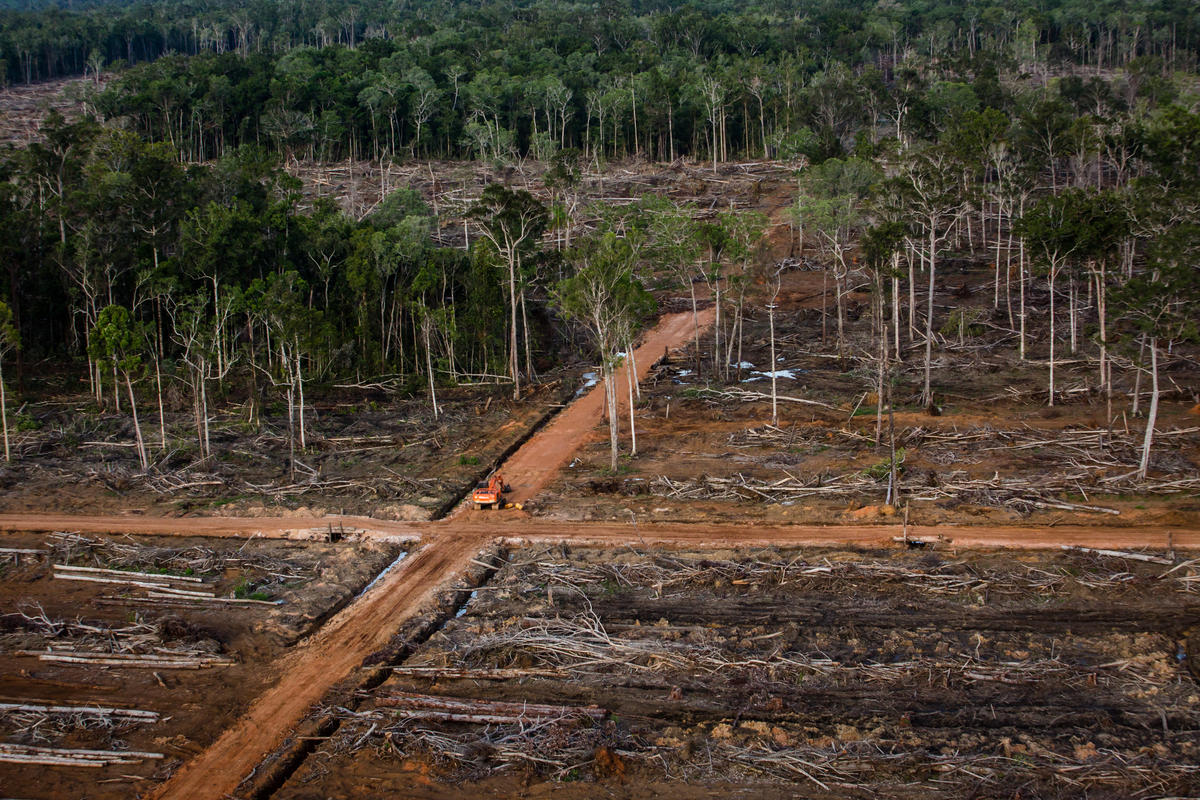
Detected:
[
  {"left": 279, "top": 543, "right": 1200, "bottom": 800},
  {"left": 0, "top": 528, "right": 399, "bottom": 799},
  {"left": 2, "top": 84, "right": 1198, "bottom": 800},
  {"left": 148, "top": 533, "right": 488, "bottom": 800},
  {"left": 0, "top": 381, "right": 574, "bottom": 520},
  {"left": 533, "top": 265, "right": 1200, "bottom": 531}
]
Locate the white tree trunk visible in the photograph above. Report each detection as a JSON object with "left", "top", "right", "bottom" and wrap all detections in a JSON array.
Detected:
[
  {"left": 768, "top": 300, "right": 778, "bottom": 427},
  {"left": 424, "top": 314, "right": 439, "bottom": 418},
  {"left": 509, "top": 252, "right": 521, "bottom": 400},
  {"left": 296, "top": 347, "right": 306, "bottom": 450},
  {"left": 922, "top": 225, "right": 937, "bottom": 407},
  {"left": 1137, "top": 338, "right": 1159, "bottom": 480},
  {"left": 604, "top": 359, "right": 619, "bottom": 471},
  {"left": 154, "top": 355, "right": 166, "bottom": 450},
  {"left": 625, "top": 353, "right": 636, "bottom": 457},
  {"left": 125, "top": 374, "right": 148, "bottom": 471},
  {"left": 0, "top": 360, "right": 9, "bottom": 461},
  {"left": 1048, "top": 265, "right": 1057, "bottom": 406}
]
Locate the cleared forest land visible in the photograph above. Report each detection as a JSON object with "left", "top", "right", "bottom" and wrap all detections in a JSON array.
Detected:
[
  {"left": 279, "top": 544, "right": 1200, "bottom": 799},
  {"left": 1, "top": 72, "right": 1199, "bottom": 800},
  {"left": 0, "top": 529, "right": 400, "bottom": 798}
]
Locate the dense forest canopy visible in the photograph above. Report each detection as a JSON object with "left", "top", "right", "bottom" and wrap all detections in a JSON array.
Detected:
[
  {"left": 3, "top": 0, "right": 1200, "bottom": 88},
  {"left": 0, "top": 0, "right": 1197, "bottom": 474}
]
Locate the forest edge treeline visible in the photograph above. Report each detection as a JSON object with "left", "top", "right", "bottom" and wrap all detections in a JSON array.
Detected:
[{"left": 0, "top": 0, "right": 1197, "bottom": 480}]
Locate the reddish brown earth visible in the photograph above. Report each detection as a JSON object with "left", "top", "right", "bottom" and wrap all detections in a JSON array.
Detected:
[
  {"left": 145, "top": 532, "right": 487, "bottom": 800},
  {"left": 3, "top": 304, "right": 1197, "bottom": 800},
  {"left": 487, "top": 307, "right": 717, "bottom": 508}
]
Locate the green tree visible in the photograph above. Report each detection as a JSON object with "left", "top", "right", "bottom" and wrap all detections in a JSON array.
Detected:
[
  {"left": 469, "top": 185, "right": 548, "bottom": 399},
  {"left": 890, "top": 145, "right": 963, "bottom": 407},
  {"left": 1016, "top": 191, "right": 1086, "bottom": 406},
  {"left": 555, "top": 232, "right": 654, "bottom": 470},
  {"left": 89, "top": 305, "right": 148, "bottom": 470},
  {"left": 794, "top": 157, "right": 880, "bottom": 352},
  {"left": 0, "top": 301, "right": 18, "bottom": 462},
  {"left": 1112, "top": 223, "right": 1200, "bottom": 479}
]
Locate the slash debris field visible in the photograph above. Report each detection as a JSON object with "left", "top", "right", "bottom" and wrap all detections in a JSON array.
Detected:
[
  {"left": 0, "top": 529, "right": 400, "bottom": 798},
  {"left": 282, "top": 544, "right": 1200, "bottom": 800}
]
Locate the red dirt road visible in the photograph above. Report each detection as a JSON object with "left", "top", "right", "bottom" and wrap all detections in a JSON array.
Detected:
[
  {"left": 494, "top": 307, "right": 715, "bottom": 506},
  {"left": 3, "top": 306, "right": 1197, "bottom": 800},
  {"left": 145, "top": 532, "right": 487, "bottom": 800},
  {"left": 0, "top": 512, "right": 423, "bottom": 541},
  {"left": 1, "top": 510, "right": 1196, "bottom": 551},
  {"left": 455, "top": 518, "right": 1200, "bottom": 550}
]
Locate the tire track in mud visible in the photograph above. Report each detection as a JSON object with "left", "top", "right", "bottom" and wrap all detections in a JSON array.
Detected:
[{"left": 146, "top": 533, "right": 487, "bottom": 800}]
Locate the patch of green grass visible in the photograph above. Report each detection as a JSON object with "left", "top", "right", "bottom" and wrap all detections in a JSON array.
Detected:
[
  {"left": 458, "top": 454, "right": 480, "bottom": 466},
  {"left": 137, "top": 565, "right": 196, "bottom": 577},
  {"left": 14, "top": 413, "right": 41, "bottom": 432},
  {"left": 599, "top": 577, "right": 623, "bottom": 596},
  {"left": 233, "top": 580, "right": 271, "bottom": 601},
  {"left": 862, "top": 448, "right": 905, "bottom": 480}
]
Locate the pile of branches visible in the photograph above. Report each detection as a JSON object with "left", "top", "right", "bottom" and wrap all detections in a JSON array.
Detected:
[
  {"left": 652, "top": 471, "right": 874, "bottom": 504},
  {"left": 652, "top": 463, "right": 1198, "bottom": 511},
  {"left": 0, "top": 702, "right": 158, "bottom": 745},
  {"left": 456, "top": 612, "right": 705, "bottom": 673},
  {"left": 49, "top": 532, "right": 313, "bottom": 584},
  {"left": 447, "top": 610, "right": 1173, "bottom": 691},
  {"left": 2, "top": 602, "right": 231, "bottom": 668},
  {"left": 143, "top": 469, "right": 423, "bottom": 500},
  {"left": 702, "top": 739, "right": 1200, "bottom": 795},
  {"left": 902, "top": 424, "right": 1199, "bottom": 475},
  {"left": 325, "top": 704, "right": 624, "bottom": 779},
  {"left": 729, "top": 423, "right": 1200, "bottom": 483},
  {"left": 728, "top": 425, "right": 873, "bottom": 449}
]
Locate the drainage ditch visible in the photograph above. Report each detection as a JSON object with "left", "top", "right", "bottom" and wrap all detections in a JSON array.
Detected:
[{"left": 241, "top": 544, "right": 508, "bottom": 800}]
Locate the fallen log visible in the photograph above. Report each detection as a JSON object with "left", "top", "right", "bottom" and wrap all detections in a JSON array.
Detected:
[
  {"left": 17, "top": 650, "right": 235, "bottom": 668},
  {"left": 0, "top": 743, "right": 163, "bottom": 767},
  {"left": 1022, "top": 499, "right": 1120, "bottom": 515},
  {"left": 53, "top": 564, "right": 207, "bottom": 583},
  {"left": 384, "top": 667, "right": 566, "bottom": 680},
  {"left": 376, "top": 691, "right": 605, "bottom": 724},
  {"left": 1063, "top": 546, "right": 1173, "bottom": 565},
  {"left": 143, "top": 586, "right": 219, "bottom": 598},
  {"left": 51, "top": 573, "right": 215, "bottom": 596},
  {"left": 0, "top": 702, "right": 159, "bottom": 720},
  {"left": 143, "top": 593, "right": 283, "bottom": 606}
]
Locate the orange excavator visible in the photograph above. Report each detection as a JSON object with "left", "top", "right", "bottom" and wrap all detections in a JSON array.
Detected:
[{"left": 471, "top": 473, "right": 508, "bottom": 509}]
